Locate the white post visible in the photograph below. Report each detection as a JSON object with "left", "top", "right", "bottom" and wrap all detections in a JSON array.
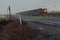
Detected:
[{"left": 19, "top": 17, "right": 22, "bottom": 26}]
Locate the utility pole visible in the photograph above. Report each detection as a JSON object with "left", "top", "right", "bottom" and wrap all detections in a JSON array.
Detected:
[{"left": 8, "top": 5, "right": 11, "bottom": 19}]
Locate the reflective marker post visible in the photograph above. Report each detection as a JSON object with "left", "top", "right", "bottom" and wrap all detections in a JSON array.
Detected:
[{"left": 19, "top": 17, "right": 22, "bottom": 26}]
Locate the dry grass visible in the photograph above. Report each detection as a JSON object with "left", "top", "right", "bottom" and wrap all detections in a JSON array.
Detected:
[{"left": 0, "top": 20, "right": 36, "bottom": 40}]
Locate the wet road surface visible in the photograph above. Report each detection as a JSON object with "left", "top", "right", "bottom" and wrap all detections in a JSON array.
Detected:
[{"left": 13, "top": 14, "right": 60, "bottom": 40}]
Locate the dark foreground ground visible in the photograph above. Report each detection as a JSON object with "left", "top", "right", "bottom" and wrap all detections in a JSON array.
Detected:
[
  {"left": 0, "top": 20, "right": 60, "bottom": 40},
  {"left": 0, "top": 20, "right": 37, "bottom": 40}
]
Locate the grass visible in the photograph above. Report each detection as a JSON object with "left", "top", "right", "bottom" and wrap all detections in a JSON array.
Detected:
[
  {"left": 0, "top": 17, "right": 11, "bottom": 21},
  {"left": 25, "top": 15, "right": 59, "bottom": 18}
]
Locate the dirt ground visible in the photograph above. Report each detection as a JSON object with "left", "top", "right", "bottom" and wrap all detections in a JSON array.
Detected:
[{"left": 0, "top": 20, "right": 60, "bottom": 40}]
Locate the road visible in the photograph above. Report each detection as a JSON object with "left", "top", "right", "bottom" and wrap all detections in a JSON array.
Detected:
[
  {"left": 12, "top": 14, "right": 60, "bottom": 40},
  {"left": 15, "top": 14, "right": 60, "bottom": 25},
  {"left": 12, "top": 14, "right": 60, "bottom": 31},
  {"left": 25, "top": 21, "right": 60, "bottom": 40}
]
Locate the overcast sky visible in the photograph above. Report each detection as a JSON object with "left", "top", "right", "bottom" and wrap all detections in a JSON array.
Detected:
[{"left": 0, "top": 0, "right": 60, "bottom": 14}]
